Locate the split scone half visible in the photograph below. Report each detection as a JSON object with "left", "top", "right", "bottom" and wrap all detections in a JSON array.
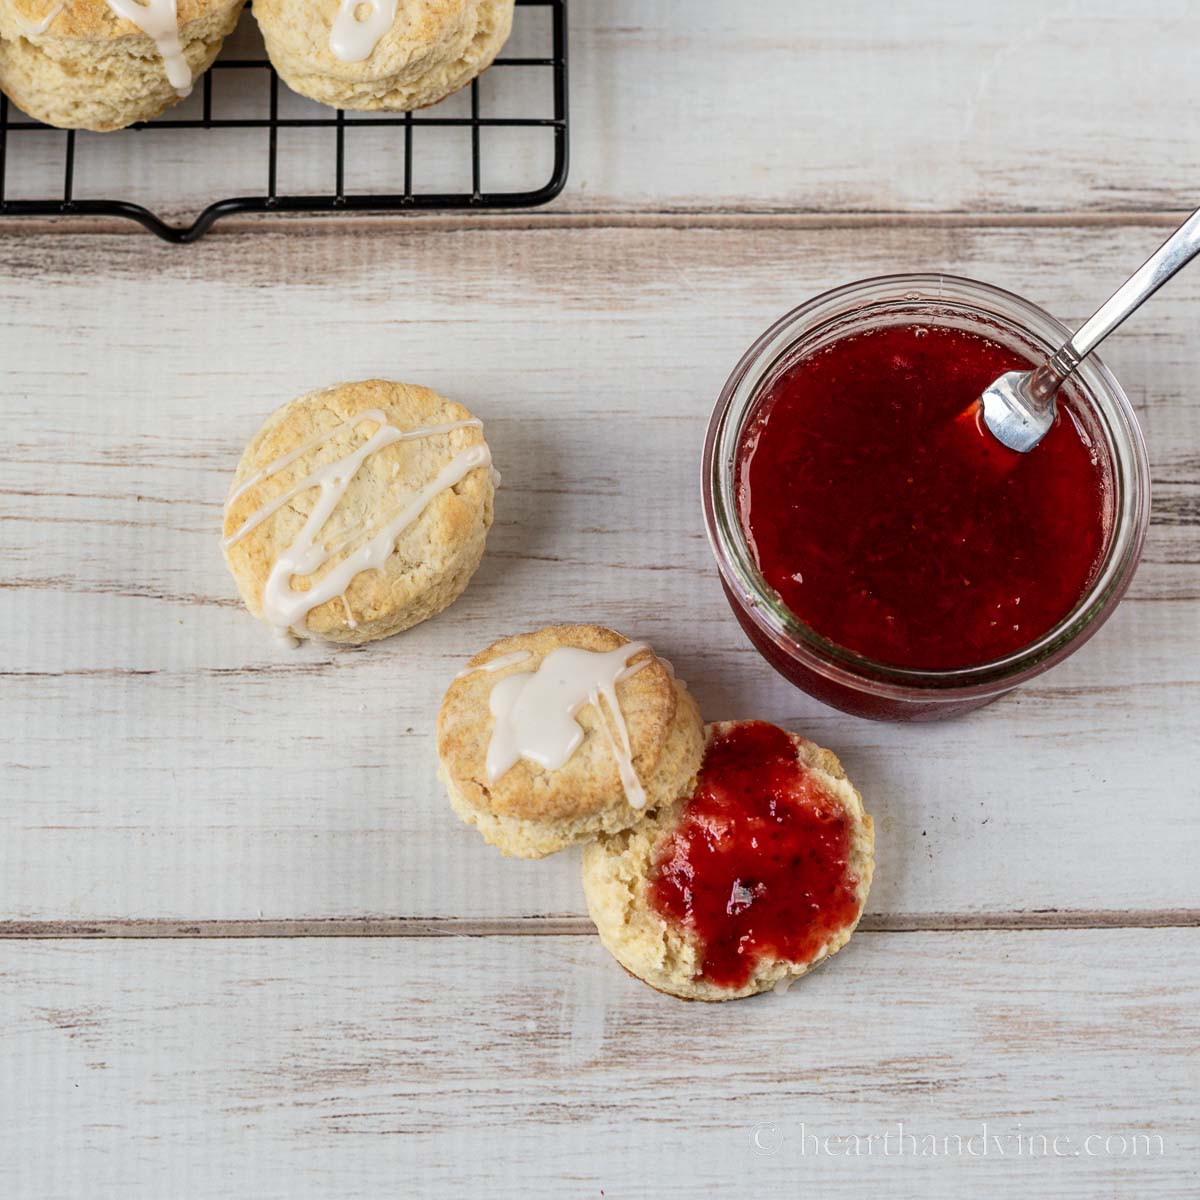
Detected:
[
  {"left": 582, "top": 721, "right": 875, "bottom": 1001},
  {"left": 223, "top": 379, "right": 494, "bottom": 646},
  {"left": 0, "top": 0, "right": 245, "bottom": 131},
  {"left": 252, "top": 0, "right": 514, "bottom": 113},
  {"left": 438, "top": 625, "right": 705, "bottom": 859}
]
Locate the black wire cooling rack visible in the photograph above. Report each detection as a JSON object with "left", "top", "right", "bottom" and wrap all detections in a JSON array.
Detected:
[{"left": 0, "top": 0, "right": 567, "bottom": 242}]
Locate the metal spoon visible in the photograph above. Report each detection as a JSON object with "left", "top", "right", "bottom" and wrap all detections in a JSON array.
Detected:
[{"left": 981, "top": 205, "right": 1200, "bottom": 452}]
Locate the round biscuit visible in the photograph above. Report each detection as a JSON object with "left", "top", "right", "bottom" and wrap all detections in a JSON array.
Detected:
[
  {"left": 0, "top": 0, "right": 245, "bottom": 131},
  {"left": 223, "top": 379, "right": 494, "bottom": 645},
  {"left": 438, "top": 624, "right": 705, "bottom": 858},
  {"left": 252, "top": 0, "right": 514, "bottom": 113},
  {"left": 581, "top": 721, "right": 875, "bottom": 1001}
]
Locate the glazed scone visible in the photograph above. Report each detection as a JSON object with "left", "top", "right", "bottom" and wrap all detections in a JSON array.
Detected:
[
  {"left": 582, "top": 721, "right": 874, "bottom": 1002},
  {"left": 223, "top": 379, "right": 493, "bottom": 646},
  {"left": 0, "top": 0, "right": 245, "bottom": 131},
  {"left": 438, "top": 625, "right": 705, "bottom": 859},
  {"left": 252, "top": 0, "right": 514, "bottom": 113}
]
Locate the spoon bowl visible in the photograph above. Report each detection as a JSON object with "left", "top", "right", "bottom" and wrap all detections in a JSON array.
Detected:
[
  {"left": 980, "top": 204, "right": 1200, "bottom": 453},
  {"left": 980, "top": 368, "right": 1058, "bottom": 453}
]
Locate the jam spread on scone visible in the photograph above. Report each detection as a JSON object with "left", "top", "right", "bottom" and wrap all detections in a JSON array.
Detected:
[
  {"left": 647, "top": 721, "right": 862, "bottom": 990},
  {"left": 736, "top": 322, "right": 1110, "bottom": 670}
]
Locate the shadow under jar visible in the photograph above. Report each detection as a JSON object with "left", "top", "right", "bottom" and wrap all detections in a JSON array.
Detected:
[{"left": 703, "top": 275, "right": 1151, "bottom": 722}]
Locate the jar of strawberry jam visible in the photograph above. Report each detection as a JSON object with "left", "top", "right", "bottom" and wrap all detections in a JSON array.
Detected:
[{"left": 703, "top": 275, "right": 1150, "bottom": 721}]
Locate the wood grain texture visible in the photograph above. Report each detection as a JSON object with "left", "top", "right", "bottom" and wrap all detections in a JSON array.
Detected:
[
  {"left": 2, "top": 6, "right": 1197, "bottom": 1195},
  {"left": 4, "top": 908, "right": 1200, "bottom": 939},
  {"left": 1, "top": 219, "right": 1196, "bottom": 924},
  {"left": 3, "top": 931, "right": 1197, "bottom": 1197},
  {"left": 3, "top": 1, "right": 1200, "bottom": 224},
  {"left": 567, "top": 0, "right": 1200, "bottom": 215}
]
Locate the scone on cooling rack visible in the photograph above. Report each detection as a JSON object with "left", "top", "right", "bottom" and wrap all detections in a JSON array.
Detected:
[
  {"left": 582, "top": 721, "right": 875, "bottom": 1001},
  {"left": 223, "top": 379, "right": 494, "bottom": 646},
  {"left": 252, "top": 0, "right": 514, "bottom": 113},
  {"left": 0, "top": 0, "right": 245, "bottom": 131},
  {"left": 438, "top": 625, "right": 705, "bottom": 859}
]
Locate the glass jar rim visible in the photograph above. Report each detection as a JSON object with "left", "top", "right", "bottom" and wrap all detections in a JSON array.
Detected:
[{"left": 702, "top": 273, "right": 1152, "bottom": 698}]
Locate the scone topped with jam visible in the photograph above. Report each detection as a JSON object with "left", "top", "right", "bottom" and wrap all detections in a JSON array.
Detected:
[
  {"left": 438, "top": 625, "right": 705, "bottom": 859},
  {"left": 223, "top": 379, "right": 493, "bottom": 645},
  {"left": 582, "top": 721, "right": 874, "bottom": 1001}
]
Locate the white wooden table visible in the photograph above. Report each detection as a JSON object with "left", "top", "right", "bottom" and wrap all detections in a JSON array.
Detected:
[{"left": 2, "top": 3, "right": 1198, "bottom": 1195}]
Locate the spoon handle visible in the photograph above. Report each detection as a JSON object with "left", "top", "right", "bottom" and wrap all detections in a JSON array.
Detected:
[{"left": 1029, "top": 204, "right": 1200, "bottom": 401}]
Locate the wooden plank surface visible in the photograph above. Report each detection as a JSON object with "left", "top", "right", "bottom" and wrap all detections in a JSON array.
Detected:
[
  {"left": 3, "top": 3, "right": 1198, "bottom": 1195},
  {"left": 3, "top": 930, "right": 1196, "bottom": 1198},
  {"left": 1, "top": 218, "right": 1197, "bottom": 924},
  {"left": 3, "top": 1, "right": 1200, "bottom": 224},
  {"left": 567, "top": 0, "right": 1200, "bottom": 215}
]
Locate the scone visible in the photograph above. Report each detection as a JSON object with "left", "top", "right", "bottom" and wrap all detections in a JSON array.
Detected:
[
  {"left": 438, "top": 625, "right": 705, "bottom": 859},
  {"left": 0, "top": 0, "right": 245, "bottom": 131},
  {"left": 252, "top": 0, "right": 514, "bottom": 113},
  {"left": 223, "top": 379, "right": 494, "bottom": 645},
  {"left": 582, "top": 721, "right": 874, "bottom": 1001}
]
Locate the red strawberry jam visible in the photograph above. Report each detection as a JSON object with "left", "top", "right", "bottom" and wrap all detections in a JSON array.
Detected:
[
  {"left": 648, "top": 721, "right": 863, "bottom": 990},
  {"left": 736, "top": 323, "right": 1111, "bottom": 670}
]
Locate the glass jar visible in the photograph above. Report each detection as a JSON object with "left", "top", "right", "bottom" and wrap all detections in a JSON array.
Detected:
[{"left": 702, "top": 274, "right": 1151, "bottom": 722}]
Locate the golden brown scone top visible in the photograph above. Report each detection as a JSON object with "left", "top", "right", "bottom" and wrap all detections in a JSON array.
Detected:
[
  {"left": 5, "top": 0, "right": 234, "bottom": 39},
  {"left": 438, "top": 624, "right": 682, "bottom": 825},
  {"left": 223, "top": 379, "right": 492, "bottom": 642},
  {"left": 252, "top": 0, "right": 514, "bottom": 113},
  {"left": 253, "top": 0, "right": 509, "bottom": 71}
]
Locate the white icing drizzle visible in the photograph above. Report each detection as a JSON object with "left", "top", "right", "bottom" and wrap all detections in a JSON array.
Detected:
[
  {"left": 224, "top": 412, "right": 479, "bottom": 544},
  {"left": 105, "top": 0, "right": 193, "bottom": 97},
  {"left": 12, "top": 1, "right": 64, "bottom": 35},
  {"left": 329, "top": 0, "right": 397, "bottom": 63},
  {"left": 453, "top": 649, "right": 532, "bottom": 682},
  {"left": 224, "top": 409, "right": 489, "bottom": 635},
  {"left": 485, "top": 643, "right": 653, "bottom": 809},
  {"left": 226, "top": 411, "right": 479, "bottom": 517}
]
